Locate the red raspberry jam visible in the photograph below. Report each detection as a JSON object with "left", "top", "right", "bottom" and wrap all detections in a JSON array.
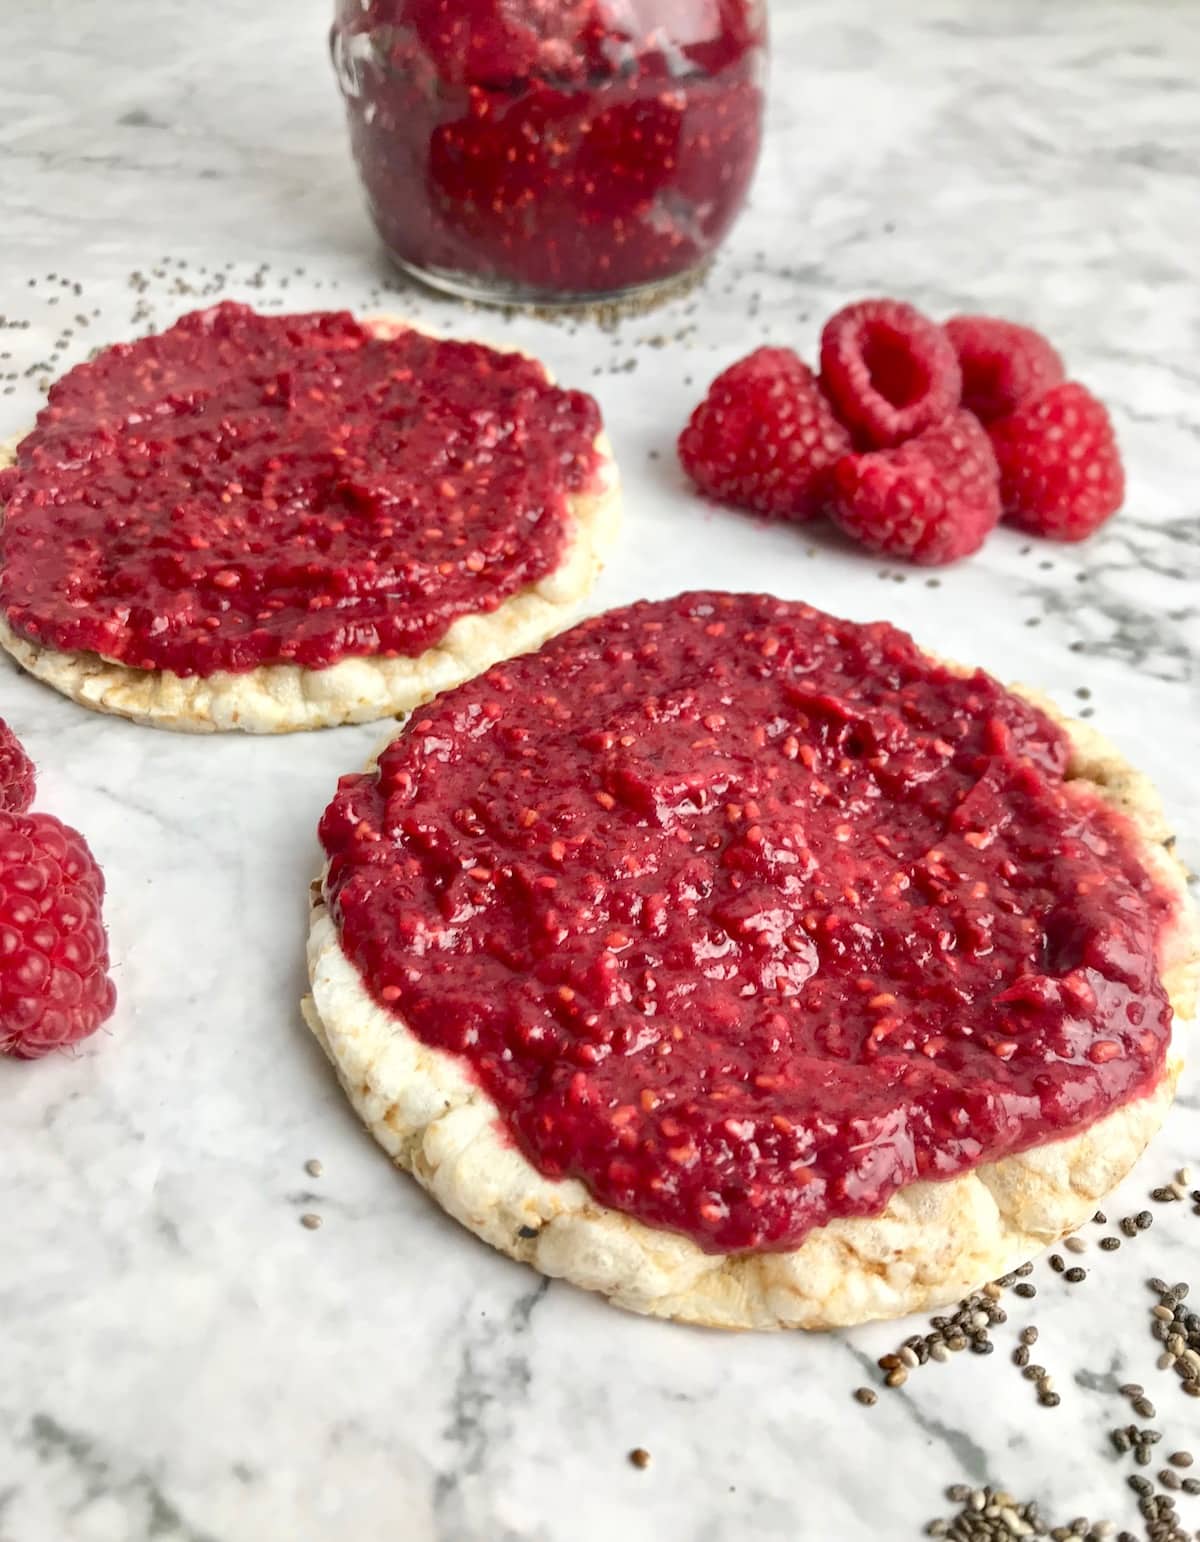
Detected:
[
  {"left": 320, "top": 594, "right": 1178, "bottom": 1254},
  {"left": 0, "top": 303, "right": 603, "bottom": 677},
  {"left": 330, "top": 0, "right": 767, "bottom": 303}
]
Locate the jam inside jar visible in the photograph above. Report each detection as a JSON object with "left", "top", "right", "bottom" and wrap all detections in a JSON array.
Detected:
[{"left": 331, "top": 0, "right": 768, "bottom": 305}]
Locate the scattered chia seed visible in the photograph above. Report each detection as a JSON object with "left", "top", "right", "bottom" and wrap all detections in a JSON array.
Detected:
[
  {"left": 926, "top": 1485, "right": 1088, "bottom": 1540},
  {"left": 1064, "top": 1267, "right": 1087, "bottom": 1284},
  {"left": 1020, "top": 1326, "right": 1039, "bottom": 1346},
  {"left": 1050, "top": 1254, "right": 1066, "bottom": 1273},
  {"left": 305, "top": 1158, "right": 323, "bottom": 1178},
  {"left": 1015, "top": 1282, "right": 1037, "bottom": 1298},
  {"left": 1135, "top": 1211, "right": 1153, "bottom": 1230},
  {"left": 854, "top": 1387, "right": 877, "bottom": 1406},
  {"left": 1167, "top": 1452, "right": 1193, "bottom": 1468},
  {"left": 628, "top": 1448, "right": 651, "bottom": 1470},
  {"left": 1099, "top": 1237, "right": 1121, "bottom": 1252},
  {"left": 300, "top": 1213, "right": 322, "bottom": 1230},
  {"left": 1063, "top": 1236, "right": 1087, "bottom": 1254}
]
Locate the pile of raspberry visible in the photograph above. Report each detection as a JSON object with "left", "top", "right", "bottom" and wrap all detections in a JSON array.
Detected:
[
  {"left": 678, "top": 299, "right": 1124, "bottom": 565},
  {"left": 0, "top": 717, "right": 117, "bottom": 1060}
]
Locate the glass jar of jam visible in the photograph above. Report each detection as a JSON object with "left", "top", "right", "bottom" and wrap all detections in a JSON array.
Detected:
[{"left": 331, "top": 0, "right": 767, "bottom": 306}]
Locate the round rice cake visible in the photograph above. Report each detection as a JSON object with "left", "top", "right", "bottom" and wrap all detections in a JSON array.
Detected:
[
  {"left": 0, "top": 304, "right": 620, "bottom": 733},
  {"left": 304, "top": 593, "right": 1199, "bottom": 1329}
]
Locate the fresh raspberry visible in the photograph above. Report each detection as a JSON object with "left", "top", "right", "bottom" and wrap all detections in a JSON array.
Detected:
[
  {"left": 819, "top": 298, "right": 962, "bottom": 448},
  {"left": 829, "top": 410, "right": 1001, "bottom": 566},
  {"left": 945, "top": 314, "right": 1066, "bottom": 423},
  {"left": 678, "top": 347, "right": 852, "bottom": 521},
  {"left": 988, "top": 382, "right": 1124, "bottom": 541},
  {"left": 0, "top": 811, "right": 116, "bottom": 1059},
  {"left": 0, "top": 719, "right": 35, "bottom": 814}
]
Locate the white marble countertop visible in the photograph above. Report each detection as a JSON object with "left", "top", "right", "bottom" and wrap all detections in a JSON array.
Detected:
[{"left": 2, "top": 3, "right": 1199, "bottom": 1539}]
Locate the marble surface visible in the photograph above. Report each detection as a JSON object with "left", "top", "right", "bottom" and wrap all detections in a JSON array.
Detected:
[{"left": 2, "top": 2, "right": 1199, "bottom": 1539}]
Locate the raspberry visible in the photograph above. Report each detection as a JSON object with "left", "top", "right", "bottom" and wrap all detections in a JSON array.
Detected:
[
  {"left": 988, "top": 382, "right": 1124, "bottom": 541},
  {"left": 0, "top": 811, "right": 116, "bottom": 1059},
  {"left": 945, "top": 314, "right": 1066, "bottom": 423},
  {"left": 678, "top": 347, "right": 851, "bottom": 521},
  {"left": 819, "top": 298, "right": 962, "bottom": 448},
  {"left": 829, "top": 410, "right": 1001, "bottom": 566},
  {"left": 0, "top": 719, "right": 35, "bottom": 814}
]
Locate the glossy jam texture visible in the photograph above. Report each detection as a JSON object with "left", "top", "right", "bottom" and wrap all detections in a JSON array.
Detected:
[
  {"left": 320, "top": 594, "right": 1176, "bottom": 1253},
  {"left": 0, "top": 302, "right": 602, "bottom": 676},
  {"left": 331, "top": 0, "right": 766, "bottom": 297}
]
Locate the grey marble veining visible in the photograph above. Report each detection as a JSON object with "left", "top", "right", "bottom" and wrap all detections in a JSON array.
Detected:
[{"left": 1, "top": 2, "right": 1198, "bottom": 1539}]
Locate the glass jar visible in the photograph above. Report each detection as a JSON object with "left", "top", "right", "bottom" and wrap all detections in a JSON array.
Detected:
[{"left": 331, "top": 0, "right": 768, "bottom": 306}]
